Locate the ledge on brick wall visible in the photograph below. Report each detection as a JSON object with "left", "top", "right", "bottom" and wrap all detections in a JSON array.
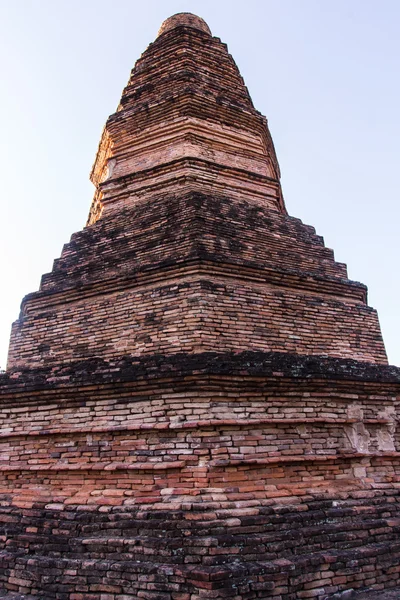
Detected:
[
  {"left": 0, "top": 417, "right": 392, "bottom": 441},
  {"left": 210, "top": 452, "right": 400, "bottom": 467},
  {"left": 1, "top": 452, "right": 400, "bottom": 473},
  {"left": 1, "top": 351, "right": 400, "bottom": 393},
  {"left": 0, "top": 460, "right": 187, "bottom": 472}
]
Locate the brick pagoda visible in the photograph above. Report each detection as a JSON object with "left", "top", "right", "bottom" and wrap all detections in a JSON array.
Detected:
[{"left": 1, "top": 13, "right": 400, "bottom": 600}]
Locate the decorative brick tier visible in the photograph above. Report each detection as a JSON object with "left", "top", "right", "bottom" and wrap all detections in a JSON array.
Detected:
[
  {"left": 1, "top": 12, "right": 399, "bottom": 600},
  {"left": 87, "top": 14, "right": 284, "bottom": 225},
  {"left": 7, "top": 193, "right": 386, "bottom": 369}
]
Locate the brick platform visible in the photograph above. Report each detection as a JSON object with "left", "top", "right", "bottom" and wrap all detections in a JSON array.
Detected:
[
  {"left": 2, "top": 586, "right": 399, "bottom": 599},
  {"left": 1, "top": 12, "right": 399, "bottom": 600}
]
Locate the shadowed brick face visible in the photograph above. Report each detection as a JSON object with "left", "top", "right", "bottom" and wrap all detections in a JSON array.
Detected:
[{"left": 1, "top": 12, "right": 400, "bottom": 600}]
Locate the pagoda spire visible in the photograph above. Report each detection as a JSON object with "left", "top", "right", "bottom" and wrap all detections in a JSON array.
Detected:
[
  {"left": 88, "top": 12, "right": 285, "bottom": 225},
  {"left": 6, "top": 12, "right": 388, "bottom": 369},
  {"left": 157, "top": 12, "right": 212, "bottom": 36},
  {"left": 1, "top": 15, "right": 400, "bottom": 600}
]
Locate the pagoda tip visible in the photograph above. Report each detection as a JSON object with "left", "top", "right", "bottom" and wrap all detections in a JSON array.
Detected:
[{"left": 157, "top": 13, "right": 212, "bottom": 37}]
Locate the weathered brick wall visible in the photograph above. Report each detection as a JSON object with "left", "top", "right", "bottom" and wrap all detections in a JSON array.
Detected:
[
  {"left": 8, "top": 276, "right": 386, "bottom": 369},
  {"left": 1, "top": 493, "right": 400, "bottom": 599},
  {"left": 1, "top": 353, "right": 400, "bottom": 508},
  {"left": 7, "top": 193, "right": 386, "bottom": 369},
  {"left": 40, "top": 193, "right": 350, "bottom": 295},
  {"left": 1, "top": 352, "right": 400, "bottom": 597}
]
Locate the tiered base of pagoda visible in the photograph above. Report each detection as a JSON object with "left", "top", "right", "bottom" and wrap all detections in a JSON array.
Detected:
[
  {"left": 1, "top": 352, "right": 400, "bottom": 599},
  {"left": 1, "top": 491, "right": 400, "bottom": 600}
]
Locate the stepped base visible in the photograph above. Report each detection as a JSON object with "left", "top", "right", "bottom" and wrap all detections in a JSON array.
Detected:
[
  {"left": 1, "top": 492, "right": 400, "bottom": 599},
  {"left": 1, "top": 352, "right": 400, "bottom": 598}
]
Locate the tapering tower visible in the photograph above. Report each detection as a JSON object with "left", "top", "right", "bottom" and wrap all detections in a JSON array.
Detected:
[
  {"left": 1, "top": 14, "right": 400, "bottom": 599},
  {"left": 88, "top": 12, "right": 285, "bottom": 227}
]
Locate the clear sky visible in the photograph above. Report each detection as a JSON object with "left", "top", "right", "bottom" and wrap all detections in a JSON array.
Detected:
[{"left": 0, "top": 0, "right": 399, "bottom": 369}]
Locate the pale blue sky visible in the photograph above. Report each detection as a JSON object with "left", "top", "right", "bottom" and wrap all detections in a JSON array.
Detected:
[{"left": 0, "top": 0, "right": 399, "bottom": 368}]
